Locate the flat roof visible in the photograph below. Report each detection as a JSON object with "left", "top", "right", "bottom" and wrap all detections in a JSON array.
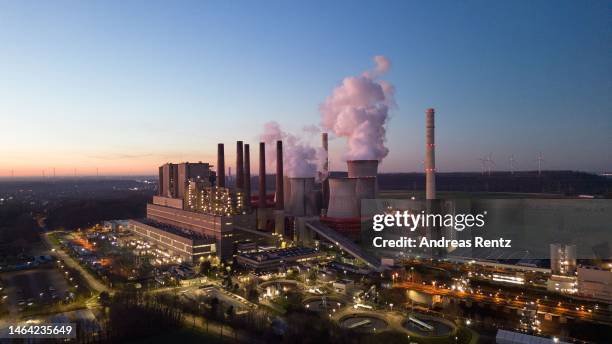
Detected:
[
  {"left": 239, "top": 247, "right": 320, "bottom": 262},
  {"left": 131, "top": 218, "right": 214, "bottom": 242}
]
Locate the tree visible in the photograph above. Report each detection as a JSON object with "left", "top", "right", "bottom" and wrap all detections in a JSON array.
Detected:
[
  {"left": 226, "top": 305, "right": 235, "bottom": 320},
  {"left": 247, "top": 286, "right": 259, "bottom": 302},
  {"left": 99, "top": 291, "right": 110, "bottom": 306},
  {"left": 209, "top": 297, "right": 220, "bottom": 318},
  {"left": 199, "top": 260, "right": 212, "bottom": 275}
]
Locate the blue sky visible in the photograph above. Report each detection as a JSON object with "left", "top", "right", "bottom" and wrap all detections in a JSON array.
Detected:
[{"left": 1, "top": 0, "right": 610, "bottom": 175}]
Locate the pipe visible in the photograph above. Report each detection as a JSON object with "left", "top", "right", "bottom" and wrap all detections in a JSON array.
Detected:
[
  {"left": 275, "top": 140, "right": 284, "bottom": 210},
  {"left": 259, "top": 142, "right": 266, "bottom": 208},
  {"left": 217, "top": 144, "right": 225, "bottom": 187},
  {"left": 236, "top": 141, "right": 244, "bottom": 190}
]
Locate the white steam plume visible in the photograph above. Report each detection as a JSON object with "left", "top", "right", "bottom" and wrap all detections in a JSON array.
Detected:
[
  {"left": 260, "top": 121, "right": 322, "bottom": 178},
  {"left": 319, "top": 55, "right": 394, "bottom": 161}
]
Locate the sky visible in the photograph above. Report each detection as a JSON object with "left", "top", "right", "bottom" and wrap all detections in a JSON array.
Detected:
[{"left": 1, "top": 0, "right": 610, "bottom": 176}]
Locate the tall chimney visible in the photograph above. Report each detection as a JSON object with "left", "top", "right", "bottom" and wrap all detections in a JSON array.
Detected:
[
  {"left": 322, "top": 132, "right": 330, "bottom": 209},
  {"left": 236, "top": 141, "right": 244, "bottom": 190},
  {"left": 258, "top": 142, "right": 266, "bottom": 208},
  {"left": 217, "top": 143, "right": 225, "bottom": 187},
  {"left": 322, "top": 133, "right": 329, "bottom": 175},
  {"left": 425, "top": 108, "right": 436, "bottom": 200},
  {"left": 275, "top": 140, "right": 284, "bottom": 210},
  {"left": 244, "top": 144, "right": 251, "bottom": 204}
]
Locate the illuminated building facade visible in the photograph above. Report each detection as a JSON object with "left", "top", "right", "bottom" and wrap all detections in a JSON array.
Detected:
[
  {"left": 184, "top": 180, "right": 246, "bottom": 216},
  {"left": 128, "top": 218, "right": 216, "bottom": 263}
]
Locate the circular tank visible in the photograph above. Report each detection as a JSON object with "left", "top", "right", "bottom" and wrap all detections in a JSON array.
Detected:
[
  {"left": 402, "top": 314, "right": 455, "bottom": 337},
  {"left": 339, "top": 314, "right": 388, "bottom": 333}
]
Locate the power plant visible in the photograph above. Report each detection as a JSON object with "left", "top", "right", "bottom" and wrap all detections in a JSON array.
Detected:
[{"left": 133, "top": 108, "right": 438, "bottom": 267}]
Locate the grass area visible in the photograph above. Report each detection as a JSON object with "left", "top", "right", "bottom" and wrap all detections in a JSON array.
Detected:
[
  {"left": 20, "top": 298, "right": 89, "bottom": 318},
  {"left": 0, "top": 301, "right": 9, "bottom": 317},
  {"left": 124, "top": 327, "right": 232, "bottom": 344},
  {"left": 47, "top": 232, "right": 63, "bottom": 246},
  {"left": 405, "top": 326, "right": 476, "bottom": 344}
]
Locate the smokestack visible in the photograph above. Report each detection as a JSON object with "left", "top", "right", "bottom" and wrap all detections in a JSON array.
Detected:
[
  {"left": 259, "top": 142, "right": 266, "bottom": 208},
  {"left": 244, "top": 144, "right": 251, "bottom": 204},
  {"left": 275, "top": 140, "right": 284, "bottom": 210},
  {"left": 236, "top": 141, "right": 244, "bottom": 190},
  {"left": 322, "top": 133, "right": 329, "bottom": 175},
  {"left": 322, "top": 133, "right": 330, "bottom": 209},
  {"left": 425, "top": 108, "right": 436, "bottom": 200},
  {"left": 217, "top": 143, "right": 225, "bottom": 187}
]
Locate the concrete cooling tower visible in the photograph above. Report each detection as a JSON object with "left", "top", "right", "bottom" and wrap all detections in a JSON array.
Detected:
[
  {"left": 288, "top": 177, "right": 316, "bottom": 216},
  {"left": 347, "top": 160, "right": 379, "bottom": 178},
  {"left": 283, "top": 175, "right": 292, "bottom": 210},
  {"left": 355, "top": 177, "right": 376, "bottom": 200},
  {"left": 326, "top": 178, "right": 359, "bottom": 218}
]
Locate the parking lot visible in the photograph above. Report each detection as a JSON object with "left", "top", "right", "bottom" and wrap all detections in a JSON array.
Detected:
[{"left": 0, "top": 268, "right": 69, "bottom": 315}]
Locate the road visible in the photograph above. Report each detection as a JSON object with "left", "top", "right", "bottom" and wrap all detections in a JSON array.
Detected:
[
  {"left": 41, "top": 232, "right": 110, "bottom": 294},
  {"left": 394, "top": 281, "right": 612, "bottom": 326}
]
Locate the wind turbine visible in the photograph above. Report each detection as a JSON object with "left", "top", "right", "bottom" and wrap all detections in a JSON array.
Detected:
[
  {"left": 478, "top": 156, "right": 488, "bottom": 175},
  {"left": 509, "top": 155, "right": 516, "bottom": 174},
  {"left": 485, "top": 153, "right": 496, "bottom": 175},
  {"left": 535, "top": 152, "right": 544, "bottom": 176}
]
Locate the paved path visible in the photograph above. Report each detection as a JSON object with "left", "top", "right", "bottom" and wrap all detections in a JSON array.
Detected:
[{"left": 41, "top": 232, "right": 110, "bottom": 294}]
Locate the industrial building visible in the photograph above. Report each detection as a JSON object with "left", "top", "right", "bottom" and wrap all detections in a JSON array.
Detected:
[
  {"left": 129, "top": 108, "right": 436, "bottom": 268},
  {"left": 128, "top": 218, "right": 216, "bottom": 263},
  {"left": 235, "top": 247, "right": 324, "bottom": 270},
  {"left": 131, "top": 158, "right": 243, "bottom": 262},
  {"left": 577, "top": 265, "right": 612, "bottom": 302}
]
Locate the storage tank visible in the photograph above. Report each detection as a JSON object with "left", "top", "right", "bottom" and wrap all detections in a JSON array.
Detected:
[
  {"left": 347, "top": 160, "right": 379, "bottom": 178},
  {"left": 288, "top": 177, "right": 316, "bottom": 216},
  {"left": 326, "top": 178, "right": 358, "bottom": 218}
]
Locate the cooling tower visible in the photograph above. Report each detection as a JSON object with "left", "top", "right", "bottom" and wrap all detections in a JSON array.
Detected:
[
  {"left": 236, "top": 141, "right": 244, "bottom": 190},
  {"left": 275, "top": 140, "right": 284, "bottom": 210},
  {"left": 425, "top": 108, "right": 436, "bottom": 200},
  {"left": 258, "top": 142, "right": 266, "bottom": 208},
  {"left": 347, "top": 160, "right": 379, "bottom": 178},
  {"left": 244, "top": 144, "right": 251, "bottom": 202},
  {"left": 326, "top": 178, "right": 358, "bottom": 218},
  {"left": 283, "top": 175, "right": 292, "bottom": 210},
  {"left": 217, "top": 143, "right": 225, "bottom": 187},
  {"left": 355, "top": 177, "right": 376, "bottom": 200},
  {"left": 288, "top": 177, "right": 316, "bottom": 216}
]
